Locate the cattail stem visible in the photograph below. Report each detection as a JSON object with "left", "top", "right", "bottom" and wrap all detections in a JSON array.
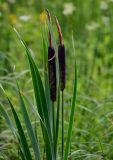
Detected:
[
  {"left": 54, "top": 16, "right": 63, "bottom": 45},
  {"left": 46, "top": 9, "right": 52, "bottom": 47},
  {"left": 61, "top": 91, "right": 64, "bottom": 160},
  {"left": 52, "top": 102, "right": 56, "bottom": 158},
  {"left": 55, "top": 89, "right": 60, "bottom": 157},
  {"left": 52, "top": 102, "right": 56, "bottom": 139}
]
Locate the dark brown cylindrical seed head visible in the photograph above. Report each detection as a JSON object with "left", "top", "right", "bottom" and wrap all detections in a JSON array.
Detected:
[
  {"left": 54, "top": 16, "right": 66, "bottom": 91},
  {"left": 48, "top": 46, "right": 56, "bottom": 102},
  {"left": 58, "top": 44, "right": 66, "bottom": 91}
]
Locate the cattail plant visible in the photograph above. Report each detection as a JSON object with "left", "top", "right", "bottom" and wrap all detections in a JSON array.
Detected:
[
  {"left": 55, "top": 16, "right": 66, "bottom": 159},
  {"left": 0, "top": 10, "right": 77, "bottom": 160},
  {"left": 46, "top": 10, "right": 56, "bottom": 158}
]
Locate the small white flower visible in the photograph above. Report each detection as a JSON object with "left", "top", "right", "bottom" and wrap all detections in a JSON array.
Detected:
[
  {"left": 0, "top": 12, "right": 2, "bottom": 17},
  {"left": 102, "top": 16, "right": 109, "bottom": 26},
  {"left": 100, "top": 1, "right": 108, "bottom": 10},
  {"left": 86, "top": 21, "right": 99, "bottom": 31},
  {"left": 19, "top": 15, "right": 31, "bottom": 22},
  {"left": 7, "top": 0, "right": 16, "bottom": 4},
  {"left": 63, "top": 2, "right": 76, "bottom": 16}
]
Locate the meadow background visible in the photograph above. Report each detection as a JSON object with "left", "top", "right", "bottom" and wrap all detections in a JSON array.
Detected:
[{"left": 0, "top": 0, "right": 113, "bottom": 159}]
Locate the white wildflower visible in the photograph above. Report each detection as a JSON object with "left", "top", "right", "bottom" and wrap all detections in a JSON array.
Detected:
[
  {"left": 19, "top": 15, "right": 31, "bottom": 22},
  {"left": 102, "top": 16, "right": 109, "bottom": 26},
  {"left": 0, "top": 12, "right": 2, "bottom": 17},
  {"left": 7, "top": 0, "right": 16, "bottom": 4},
  {"left": 63, "top": 2, "right": 76, "bottom": 16},
  {"left": 100, "top": 1, "right": 108, "bottom": 10},
  {"left": 86, "top": 21, "right": 99, "bottom": 31}
]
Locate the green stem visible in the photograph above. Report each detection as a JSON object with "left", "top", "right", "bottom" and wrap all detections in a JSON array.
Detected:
[
  {"left": 62, "top": 91, "right": 64, "bottom": 160},
  {"left": 52, "top": 102, "right": 56, "bottom": 157},
  {"left": 55, "top": 88, "right": 60, "bottom": 157}
]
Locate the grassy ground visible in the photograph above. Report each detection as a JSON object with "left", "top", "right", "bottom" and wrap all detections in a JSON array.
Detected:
[{"left": 0, "top": 0, "right": 113, "bottom": 159}]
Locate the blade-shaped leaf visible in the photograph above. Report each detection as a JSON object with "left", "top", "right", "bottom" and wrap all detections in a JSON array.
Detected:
[
  {"left": 19, "top": 147, "right": 26, "bottom": 160},
  {"left": 23, "top": 93, "right": 55, "bottom": 160},
  {"left": 18, "top": 91, "right": 41, "bottom": 160},
  {"left": 0, "top": 103, "right": 26, "bottom": 160},
  {"left": 25, "top": 48, "right": 54, "bottom": 160},
  {"left": 8, "top": 98, "right": 32, "bottom": 160},
  {"left": 0, "top": 103, "right": 16, "bottom": 138},
  {"left": 64, "top": 35, "right": 77, "bottom": 160}
]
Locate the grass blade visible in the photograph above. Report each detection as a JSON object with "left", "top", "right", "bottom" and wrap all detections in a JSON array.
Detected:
[
  {"left": 64, "top": 35, "right": 77, "bottom": 160},
  {"left": 0, "top": 103, "right": 26, "bottom": 160},
  {"left": 0, "top": 103, "right": 16, "bottom": 137},
  {"left": 7, "top": 98, "right": 32, "bottom": 160},
  {"left": 18, "top": 90, "right": 41, "bottom": 160},
  {"left": 19, "top": 147, "right": 26, "bottom": 160}
]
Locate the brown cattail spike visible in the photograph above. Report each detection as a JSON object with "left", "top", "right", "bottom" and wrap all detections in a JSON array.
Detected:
[
  {"left": 48, "top": 46, "right": 56, "bottom": 101},
  {"left": 58, "top": 44, "right": 65, "bottom": 91}
]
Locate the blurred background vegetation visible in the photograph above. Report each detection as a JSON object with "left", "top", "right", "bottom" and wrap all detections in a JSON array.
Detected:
[{"left": 0, "top": 0, "right": 113, "bottom": 159}]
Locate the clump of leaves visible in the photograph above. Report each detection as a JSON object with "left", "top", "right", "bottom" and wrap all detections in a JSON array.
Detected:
[{"left": 0, "top": 11, "right": 77, "bottom": 160}]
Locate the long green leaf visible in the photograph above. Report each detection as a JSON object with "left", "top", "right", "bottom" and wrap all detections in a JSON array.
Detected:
[
  {"left": 0, "top": 103, "right": 16, "bottom": 137},
  {"left": 14, "top": 28, "right": 54, "bottom": 160},
  {"left": 19, "top": 147, "right": 26, "bottom": 160},
  {"left": 0, "top": 103, "right": 26, "bottom": 160},
  {"left": 18, "top": 91, "right": 41, "bottom": 160},
  {"left": 23, "top": 93, "right": 55, "bottom": 160},
  {"left": 64, "top": 35, "right": 77, "bottom": 160},
  {"left": 26, "top": 48, "right": 54, "bottom": 160},
  {"left": 22, "top": 94, "right": 46, "bottom": 126},
  {"left": 8, "top": 98, "right": 32, "bottom": 160}
]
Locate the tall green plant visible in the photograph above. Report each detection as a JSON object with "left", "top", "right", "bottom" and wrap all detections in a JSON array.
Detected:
[{"left": 0, "top": 11, "right": 77, "bottom": 160}]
